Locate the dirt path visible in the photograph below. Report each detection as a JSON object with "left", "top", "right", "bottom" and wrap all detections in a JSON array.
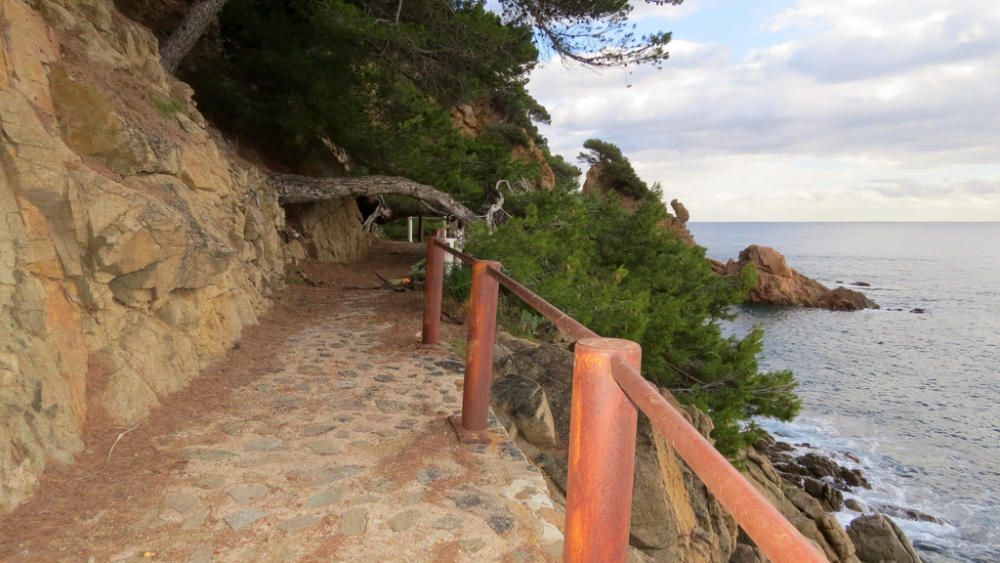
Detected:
[{"left": 0, "top": 242, "right": 562, "bottom": 562}]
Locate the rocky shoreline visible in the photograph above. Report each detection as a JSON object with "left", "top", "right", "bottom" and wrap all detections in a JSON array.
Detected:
[
  {"left": 753, "top": 436, "right": 931, "bottom": 562},
  {"left": 490, "top": 332, "right": 928, "bottom": 562}
]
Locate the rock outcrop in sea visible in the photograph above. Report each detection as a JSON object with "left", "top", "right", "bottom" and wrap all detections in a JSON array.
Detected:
[{"left": 713, "top": 245, "right": 878, "bottom": 311}]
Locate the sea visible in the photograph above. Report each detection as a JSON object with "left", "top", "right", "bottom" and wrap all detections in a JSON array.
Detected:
[{"left": 687, "top": 222, "right": 1000, "bottom": 563}]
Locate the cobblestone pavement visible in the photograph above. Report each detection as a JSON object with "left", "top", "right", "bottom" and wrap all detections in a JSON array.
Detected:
[{"left": 0, "top": 252, "right": 563, "bottom": 562}]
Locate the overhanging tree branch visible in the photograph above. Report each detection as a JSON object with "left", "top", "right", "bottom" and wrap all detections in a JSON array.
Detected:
[{"left": 270, "top": 173, "right": 479, "bottom": 224}]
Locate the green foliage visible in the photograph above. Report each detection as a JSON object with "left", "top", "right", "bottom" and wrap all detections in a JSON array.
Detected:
[
  {"left": 578, "top": 138, "right": 652, "bottom": 199},
  {"left": 463, "top": 190, "right": 801, "bottom": 456},
  {"left": 188, "top": 0, "right": 553, "bottom": 208},
  {"left": 444, "top": 264, "right": 473, "bottom": 303},
  {"left": 151, "top": 95, "right": 185, "bottom": 118},
  {"left": 499, "top": 0, "right": 684, "bottom": 67},
  {"left": 379, "top": 219, "right": 411, "bottom": 241},
  {"left": 547, "top": 153, "right": 582, "bottom": 192}
]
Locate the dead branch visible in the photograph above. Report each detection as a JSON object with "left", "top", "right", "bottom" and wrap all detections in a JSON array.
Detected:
[{"left": 269, "top": 173, "right": 478, "bottom": 224}]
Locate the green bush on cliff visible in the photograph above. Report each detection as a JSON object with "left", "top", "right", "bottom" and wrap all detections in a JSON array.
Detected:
[
  {"left": 578, "top": 138, "right": 652, "bottom": 199},
  {"left": 461, "top": 190, "right": 801, "bottom": 456}
]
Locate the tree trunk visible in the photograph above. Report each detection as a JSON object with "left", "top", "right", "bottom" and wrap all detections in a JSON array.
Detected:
[
  {"left": 270, "top": 173, "right": 479, "bottom": 224},
  {"left": 159, "top": 0, "right": 229, "bottom": 74}
]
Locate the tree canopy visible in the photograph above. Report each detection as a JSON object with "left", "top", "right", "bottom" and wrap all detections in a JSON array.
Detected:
[
  {"left": 501, "top": 0, "right": 684, "bottom": 67},
  {"left": 188, "top": 0, "right": 551, "bottom": 209},
  {"left": 164, "top": 0, "right": 685, "bottom": 75}
]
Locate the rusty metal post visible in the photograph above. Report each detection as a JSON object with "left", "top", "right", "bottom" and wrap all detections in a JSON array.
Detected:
[
  {"left": 449, "top": 260, "right": 500, "bottom": 444},
  {"left": 564, "top": 338, "right": 641, "bottom": 563},
  {"left": 421, "top": 228, "right": 446, "bottom": 345}
]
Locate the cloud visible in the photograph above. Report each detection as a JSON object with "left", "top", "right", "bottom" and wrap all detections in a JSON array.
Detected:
[
  {"left": 861, "top": 179, "right": 1000, "bottom": 199},
  {"left": 527, "top": 0, "right": 1000, "bottom": 220},
  {"left": 629, "top": 0, "right": 704, "bottom": 22},
  {"left": 862, "top": 179, "right": 958, "bottom": 199},
  {"left": 771, "top": 1, "right": 1000, "bottom": 82}
]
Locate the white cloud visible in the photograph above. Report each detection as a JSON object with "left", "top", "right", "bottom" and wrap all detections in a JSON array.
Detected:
[
  {"left": 527, "top": 0, "right": 1000, "bottom": 220},
  {"left": 629, "top": 0, "right": 704, "bottom": 22}
]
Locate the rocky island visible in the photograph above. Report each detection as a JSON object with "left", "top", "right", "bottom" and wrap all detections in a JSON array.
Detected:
[{"left": 713, "top": 245, "right": 879, "bottom": 311}]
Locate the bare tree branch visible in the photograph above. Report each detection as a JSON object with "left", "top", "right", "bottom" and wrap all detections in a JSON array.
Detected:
[{"left": 270, "top": 173, "right": 479, "bottom": 224}]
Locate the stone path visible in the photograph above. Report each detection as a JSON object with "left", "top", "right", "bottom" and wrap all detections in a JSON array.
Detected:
[{"left": 0, "top": 246, "right": 563, "bottom": 562}]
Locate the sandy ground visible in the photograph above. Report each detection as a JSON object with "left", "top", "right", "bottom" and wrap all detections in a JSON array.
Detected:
[{"left": 0, "top": 241, "right": 562, "bottom": 562}]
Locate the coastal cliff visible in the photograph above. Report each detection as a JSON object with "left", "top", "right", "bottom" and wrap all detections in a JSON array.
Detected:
[{"left": 0, "top": 0, "right": 366, "bottom": 512}]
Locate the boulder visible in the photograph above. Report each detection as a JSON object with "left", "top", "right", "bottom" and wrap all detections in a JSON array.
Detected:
[
  {"left": 756, "top": 439, "right": 871, "bottom": 493},
  {"left": 661, "top": 199, "right": 696, "bottom": 245},
  {"left": 847, "top": 515, "right": 922, "bottom": 563},
  {"left": 875, "top": 504, "right": 946, "bottom": 525},
  {"left": 845, "top": 498, "right": 867, "bottom": 513},
  {"left": 721, "top": 245, "right": 877, "bottom": 311},
  {"left": 796, "top": 453, "right": 871, "bottom": 490},
  {"left": 739, "top": 449, "right": 860, "bottom": 562},
  {"left": 818, "top": 287, "right": 880, "bottom": 311},
  {"left": 670, "top": 199, "right": 690, "bottom": 224},
  {"left": 803, "top": 477, "right": 845, "bottom": 512},
  {"left": 490, "top": 375, "right": 558, "bottom": 449}
]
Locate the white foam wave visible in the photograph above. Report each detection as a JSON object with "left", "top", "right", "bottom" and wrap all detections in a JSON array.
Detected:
[{"left": 757, "top": 417, "right": 997, "bottom": 562}]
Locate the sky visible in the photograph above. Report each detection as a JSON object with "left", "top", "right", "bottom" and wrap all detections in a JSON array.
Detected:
[{"left": 526, "top": 0, "right": 1000, "bottom": 221}]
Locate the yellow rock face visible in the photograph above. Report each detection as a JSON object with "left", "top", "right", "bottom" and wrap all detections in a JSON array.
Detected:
[
  {"left": 1, "top": 0, "right": 61, "bottom": 112},
  {"left": 0, "top": 0, "right": 360, "bottom": 513}
]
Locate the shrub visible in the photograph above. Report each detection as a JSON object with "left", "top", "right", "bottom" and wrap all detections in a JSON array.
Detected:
[{"left": 461, "top": 190, "right": 800, "bottom": 456}]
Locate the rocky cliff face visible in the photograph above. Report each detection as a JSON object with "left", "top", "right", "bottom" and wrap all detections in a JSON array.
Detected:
[
  {"left": 0, "top": 0, "right": 364, "bottom": 512},
  {"left": 716, "top": 245, "right": 878, "bottom": 311},
  {"left": 581, "top": 163, "right": 697, "bottom": 245},
  {"left": 451, "top": 100, "right": 556, "bottom": 190}
]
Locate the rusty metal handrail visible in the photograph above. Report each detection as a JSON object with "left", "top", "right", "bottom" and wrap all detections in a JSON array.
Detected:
[
  {"left": 433, "top": 239, "right": 598, "bottom": 340},
  {"left": 433, "top": 239, "right": 477, "bottom": 264},
  {"left": 421, "top": 230, "right": 828, "bottom": 563},
  {"left": 610, "top": 355, "right": 827, "bottom": 562}
]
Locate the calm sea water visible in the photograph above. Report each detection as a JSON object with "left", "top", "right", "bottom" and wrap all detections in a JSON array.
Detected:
[{"left": 687, "top": 222, "right": 1000, "bottom": 563}]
